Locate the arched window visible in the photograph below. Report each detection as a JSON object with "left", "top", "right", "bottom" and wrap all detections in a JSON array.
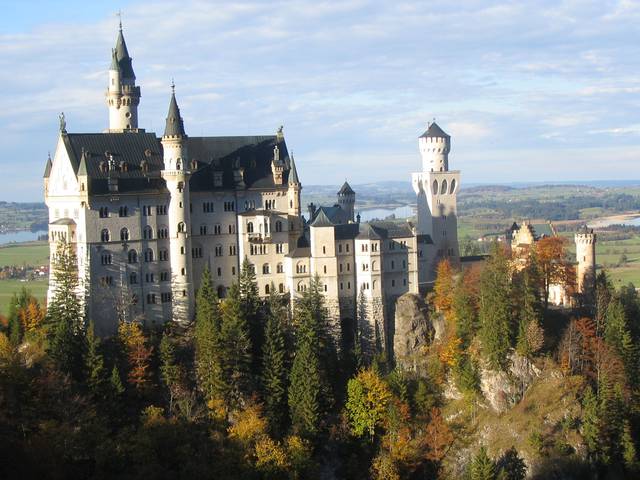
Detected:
[
  {"left": 265, "top": 284, "right": 270, "bottom": 295},
  {"left": 450, "top": 179, "right": 456, "bottom": 194},
  {"left": 217, "top": 285, "right": 226, "bottom": 298},
  {"left": 177, "top": 181, "right": 184, "bottom": 193},
  {"left": 178, "top": 222, "right": 186, "bottom": 233},
  {"left": 372, "top": 260, "right": 377, "bottom": 271},
  {"left": 176, "top": 159, "right": 182, "bottom": 170},
  {"left": 279, "top": 283, "right": 284, "bottom": 293},
  {"left": 101, "top": 229, "right": 110, "bottom": 242},
  {"left": 432, "top": 180, "right": 438, "bottom": 195},
  {"left": 144, "top": 248, "right": 154, "bottom": 262},
  {"left": 441, "top": 179, "right": 448, "bottom": 194},
  {"left": 158, "top": 227, "right": 168, "bottom": 239},
  {"left": 277, "top": 263, "right": 284, "bottom": 273},
  {"left": 262, "top": 263, "right": 270, "bottom": 274},
  {"left": 101, "top": 252, "right": 112, "bottom": 265},
  {"left": 159, "top": 249, "right": 168, "bottom": 261},
  {"left": 143, "top": 226, "right": 153, "bottom": 239},
  {"left": 120, "top": 227, "right": 129, "bottom": 241},
  {"left": 247, "top": 222, "right": 254, "bottom": 233},
  {"left": 128, "top": 249, "right": 138, "bottom": 264},
  {"left": 275, "top": 220, "right": 283, "bottom": 232},
  {"left": 129, "top": 272, "right": 137, "bottom": 284}
]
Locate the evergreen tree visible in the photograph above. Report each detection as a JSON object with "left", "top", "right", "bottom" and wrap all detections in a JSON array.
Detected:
[
  {"left": 239, "top": 257, "right": 263, "bottom": 371},
  {"left": 194, "top": 266, "right": 223, "bottom": 401},
  {"left": 159, "top": 331, "right": 180, "bottom": 390},
  {"left": 261, "top": 288, "right": 289, "bottom": 436},
  {"left": 581, "top": 386, "right": 599, "bottom": 461},
  {"left": 46, "top": 241, "right": 85, "bottom": 378},
  {"left": 110, "top": 364, "right": 125, "bottom": 396},
  {"left": 8, "top": 311, "right": 23, "bottom": 346},
  {"left": 219, "top": 283, "right": 253, "bottom": 408},
  {"left": 515, "top": 268, "right": 544, "bottom": 358},
  {"left": 453, "top": 273, "right": 477, "bottom": 350},
  {"left": 622, "top": 420, "right": 639, "bottom": 472},
  {"left": 495, "top": 447, "right": 526, "bottom": 480},
  {"left": 478, "top": 243, "right": 513, "bottom": 370},
  {"left": 470, "top": 446, "right": 496, "bottom": 480},
  {"left": 84, "top": 321, "right": 105, "bottom": 397},
  {"left": 6, "top": 287, "right": 30, "bottom": 344}
]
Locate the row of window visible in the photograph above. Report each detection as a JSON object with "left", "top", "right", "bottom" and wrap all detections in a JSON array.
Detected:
[
  {"left": 246, "top": 220, "right": 284, "bottom": 233},
  {"left": 99, "top": 205, "right": 168, "bottom": 219},
  {"left": 100, "top": 223, "right": 239, "bottom": 243}
]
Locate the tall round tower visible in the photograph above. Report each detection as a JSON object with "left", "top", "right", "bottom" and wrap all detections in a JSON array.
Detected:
[
  {"left": 337, "top": 181, "right": 355, "bottom": 222},
  {"left": 160, "top": 86, "right": 193, "bottom": 322},
  {"left": 418, "top": 122, "right": 450, "bottom": 172},
  {"left": 106, "top": 23, "right": 141, "bottom": 132},
  {"left": 575, "top": 226, "right": 596, "bottom": 295}
]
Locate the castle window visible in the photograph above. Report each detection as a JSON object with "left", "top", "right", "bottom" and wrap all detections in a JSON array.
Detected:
[
  {"left": 192, "top": 247, "right": 203, "bottom": 258},
  {"left": 215, "top": 245, "right": 223, "bottom": 257},
  {"left": 230, "top": 245, "right": 237, "bottom": 256},
  {"left": 323, "top": 265, "right": 327, "bottom": 274},
  {"left": 324, "top": 285, "right": 327, "bottom": 292},
  {"left": 200, "top": 225, "right": 208, "bottom": 235},
  {"left": 346, "top": 244, "right": 350, "bottom": 253},
  {"left": 391, "top": 260, "right": 395, "bottom": 269},
  {"left": 101, "top": 229, "right": 110, "bottom": 242},
  {"left": 372, "top": 260, "right": 377, "bottom": 271},
  {"left": 340, "top": 263, "right": 343, "bottom": 272},
  {"left": 160, "top": 271, "right": 169, "bottom": 281},
  {"left": 249, "top": 264, "right": 256, "bottom": 274},
  {"left": 145, "top": 273, "right": 155, "bottom": 283},
  {"left": 277, "top": 263, "right": 284, "bottom": 273},
  {"left": 402, "top": 260, "right": 406, "bottom": 269},
  {"left": 265, "top": 284, "right": 270, "bottom": 295},
  {"left": 177, "top": 181, "right": 184, "bottom": 193},
  {"left": 276, "top": 243, "right": 283, "bottom": 254},
  {"left": 146, "top": 293, "right": 156, "bottom": 304},
  {"left": 217, "top": 267, "right": 222, "bottom": 277},
  {"left": 217, "top": 286, "right": 226, "bottom": 298},
  {"left": 214, "top": 224, "right": 222, "bottom": 235},
  {"left": 392, "top": 279, "right": 395, "bottom": 287},
  {"left": 100, "top": 276, "right": 114, "bottom": 286},
  {"left": 161, "top": 292, "right": 172, "bottom": 303},
  {"left": 263, "top": 264, "right": 270, "bottom": 274},
  {"left": 143, "top": 226, "right": 153, "bottom": 240},
  {"left": 129, "top": 272, "right": 137, "bottom": 284},
  {"left": 128, "top": 249, "right": 138, "bottom": 264},
  {"left": 247, "top": 222, "right": 254, "bottom": 233},
  {"left": 144, "top": 248, "right": 154, "bottom": 262},
  {"left": 403, "top": 279, "right": 407, "bottom": 286},
  {"left": 279, "top": 283, "right": 284, "bottom": 293},
  {"left": 322, "top": 246, "right": 326, "bottom": 254},
  {"left": 347, "top": 263, "right": 350, "bottom": 271},
  {"left": 176, "top": 160, "right": 182, "bottom": 170},
  {"left": 159, "top": 249, "right": 168, "bottom": 261},
  {"left": 191, "top": 159, "right": 198, "bottom": 170},
  {"left": 120, "top": 228, "right": 130, "bottom": 241},
  {"left": 450, "top": 179, "right": 456, "bottom": 194},
  {"left": 432, "top": 180, "right": 438, "bottom": 195},
  {"left": 178, "top": 222, "right": 186, "bottom": 233},
  {"left": 441, "top": 179, "right": 448, "bottom": 195},
  {"left": 120, "top": 161, "right": 128, "bottom": 172},
  {"left": 224, "top": 201, "right": 235, "bottom": 212},
  {"left": 340, "top": 282, "right": 343, "bottom": 290},
  {"left": 348, "top": 281, "right": 351, "bottom": 289},
  {"left": 156, "top": 205, "right": 167, "bottom": 215},
  {"left": 232, "top": 266, "right": 236, "bottom": 275},
  {"left": 362, "top": 263, "right": 369, "bottom": 272},
  {"left": 338, "top": 244, "right": 342, "bottom": 253},
  {"left": 142, "top": 205, "right": 152, "bottom": 216},
  {"left": 203, "top": 202, "right": 214, "bottom": 213},
  {"left": 101, "top": 252, "right": 112, "bottom": 265},
  {"left": 275, "top": 221, "right": 283, "bottom": 232},
  {"left": 119, "top": 206, "right": 128, "bottom": 217},
  {"left": 181, "top": 246, "right": 185, "bottom": 255},
  {"left": 100, "top": 161, "right": 108, "bottom": 174},
  {"left": 229, "top": 224, "right": 236, "bottom": 234},
  {"left": 181, "top": 268, "right": 185, "bottom": 276},
  {"left": 99, "top": 207, "right": 109, "bottom": 218},
  {"left": 158, "top": 227, "right": 168, "bottom": 239}
]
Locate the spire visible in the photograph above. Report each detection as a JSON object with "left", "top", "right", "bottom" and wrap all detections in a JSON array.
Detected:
[
  {"left": 114, "top": 24, "right": 135, "bottom": 79},
  {"left": 109, "top": 48, "right": 120, "bottom": 71},
  {"left": 310, "top": 209, "right": 334, "bottom": 227},
  {"left": 77, "top": 149, "right": 88, "bottom": 176},
  {"left": 43, "top": 153, "right": 52, "bottom": 178},
  {"left": 288, "top": 154, "right": 300, "bottom": 185},
  {"left": 419, "top": 121, "right": 449, "bottom": 139},
  {"left": 338, "top": 181, "right": 355, "bottom": 195},
  {"left": 163, "top": 85, "right": 186, "bottom": 137}
]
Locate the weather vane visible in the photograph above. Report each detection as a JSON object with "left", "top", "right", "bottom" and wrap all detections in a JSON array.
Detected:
[
  {"left": 116, "top": 10, "right": 123, "bottom": 30},
  {"left": 59, "top": 112, "right": 66, "bottom": 133}
]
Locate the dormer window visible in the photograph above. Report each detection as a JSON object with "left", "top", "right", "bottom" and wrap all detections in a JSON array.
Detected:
[
  {"left": 141, "top": 160, "right": 149, "bottom": 173},
  {"left": 99, "top": 161, "right": 108, "bottom": 174}
]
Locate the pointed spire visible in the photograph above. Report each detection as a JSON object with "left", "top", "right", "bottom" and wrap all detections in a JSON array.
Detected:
[
  {"left": 310, "top": 209, "right": 334, "bottom": 227},
  {"left": 338, "top": 181, "right": 355, "bottom": 195},
  {"left": 43, "top": 153, "right": 52, "bottom": 178},
  {"left": 113, "top": 23, "right": 135, "bottom": 79},
  {"left": 163, "top": 85, "right": 186, "bottom": 138},
  {"left": 109, "top": 48, "right": 120, "bottom": 71},
  {"left": 77, "top": 149, "right": 88, "bottom": 176},
  {"left": 288, "top": 154, "right": 300, "bottom": 185}
]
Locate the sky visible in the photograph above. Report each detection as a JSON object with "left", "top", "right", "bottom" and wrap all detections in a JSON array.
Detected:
[{"left": 1, "top": 0, "right": 639, "bottom": 201}]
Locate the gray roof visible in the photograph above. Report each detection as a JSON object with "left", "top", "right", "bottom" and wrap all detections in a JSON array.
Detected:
[
  {"left": 419, "top": 121, "right": 449, "bottom": 139},
  {"left": 60, "top": 132, "right": 296, "bottom": 195},
  {"left": 310, "top": 209, "right": 334, "bottom": 227},
  {"left": 164, "top": 92, "right": 186, "bottom": 137},
  {"left": 338, "top": 181, "right": 355, "bottom": 195},
  {"left": 110, "top": 49, "right": 119, "bottom": 71},
  {"left": 288, "top": 155, "right": 300, "bottom": 185},
  {"left": 357, "top": 223, "right": 382, "bottom": 240},
  {"left": 369, "top": 220, "right": 414, "bottom": 238},
  {"left": 334, "top": 223, "right": 360, "bottom": 240},
  {"left": 50, "top": 218, "right": 76, "bottom": 226},
  {"left": 43, "top": 156, "right": 52, "bottom": 178},
  {"left": 309, "top": 205, "right": 350, "bottom": 225},
  {"left": 77, "top": 150, "right": 88, "bottom": 176},
  {"left": 114, "top": 28, "right": 135, "bottom": 79}
]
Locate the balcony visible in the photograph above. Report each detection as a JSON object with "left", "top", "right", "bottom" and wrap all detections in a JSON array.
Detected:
[{"left": 248, "top": 232, "right": 272, "bottom": 243}]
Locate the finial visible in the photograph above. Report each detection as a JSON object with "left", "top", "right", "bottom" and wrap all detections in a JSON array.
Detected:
[
  {"left": 47, "top": 151, "right": 51, "bottom": 161},
  {"left": 59, "top": 112, "right": 66, "bottom": 133},
  {"left": 171, "top": 79, "right": 175, "bottom": 94},
  {"left": 116, "top": 10, "right": 123, "bottom": 31}
]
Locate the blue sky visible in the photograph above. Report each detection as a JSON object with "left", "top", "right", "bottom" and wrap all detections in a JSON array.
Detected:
[{"left": 1, "top": 0, "right": 639, "bottom": 201}]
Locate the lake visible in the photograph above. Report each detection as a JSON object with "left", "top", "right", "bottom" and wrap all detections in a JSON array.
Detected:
[
  {"left": 588, "top": 216, "right": 640, "bottom": 228},
  {"left": 358, "top": 205, "right": 415, "bottom": 222},
  {"left": 0, "top": 230, "right": 47, "bottom": 246}
]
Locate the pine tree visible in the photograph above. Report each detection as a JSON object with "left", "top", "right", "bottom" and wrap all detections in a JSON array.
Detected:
[
  {"left": 84, "top": 321, "right": 105, "bottom": 397},
  {"left": 495, "top": 447, "right": 526, "bottom": 480},
  {"left": 159, "top": 331, "right": 180, "bottom": 390},
  {"left": 261, "top": 288, "right": 289, "bottom": 436},
  {"left": 515, "top": 268, "right": 544, "bottom": 358},
  {"left": 582, "top": 386, "right": 599, "bottom": 461},
  {"left": 622, "top": 420, "right": 639, "bottom": 472},
  {"left": 6, "top": 287, "right": 30, "bottom": 344},
  {"left": 219, "top": 283, "right": 253, "bottom": 408},
  {"left": 239, "top": 257, "right": 263, "bottom": 372},
  {"left": 46, "top": 240, "right": 85, "bottom": 378},
  {"left": 470, "top": 446, "right": 496, "bottom": 480},
  {"left": 8, "top": 311, "right": 22, "bottom": 346},
  {"left": 453, "top": 273, "right": 477, "bottom": 350},
  {"left": 110, "top": 364, "right": 125, "bottom": 396},
  {"left": 478, "top": 243, "right": 513, "bottom": 370},
  {"left": 194, "top": 266, "right": 223, "bottom": 401}
]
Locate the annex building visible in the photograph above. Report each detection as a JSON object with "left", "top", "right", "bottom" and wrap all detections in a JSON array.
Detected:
[{"left": 44, "top": 25, "right": 463, "bottom": 343}]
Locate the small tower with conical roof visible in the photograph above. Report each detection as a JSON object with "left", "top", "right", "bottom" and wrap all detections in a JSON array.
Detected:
[
  {"left": 160, "top": 85, "right": 193, "bottom": 322},
  {"left": 106, "top": 22, "right": 141, "bottom": 132},
  {"left": 575, "top": 226, "right": 596, "bottom": 296},
  {"left": 337, "top": 181, "right": 355, "bottom": 222}
]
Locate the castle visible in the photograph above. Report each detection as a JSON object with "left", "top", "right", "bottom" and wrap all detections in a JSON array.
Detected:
[{"left": 44, "top": 26, "right": 592, "bottom": 343}]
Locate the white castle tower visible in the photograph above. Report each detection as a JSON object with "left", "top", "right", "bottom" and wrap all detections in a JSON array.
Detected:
[
  {"left": 106, "top": 23, "right": 141, "bottom": 132},
  {"left": 160, "top": 86, "right": 194, "bottom": 322},
  {"left": 411, "top": 122, "right": 460, "bottom": 284},
  {"left": 575, "top": 226, "right": 596, "bottom": 295}
]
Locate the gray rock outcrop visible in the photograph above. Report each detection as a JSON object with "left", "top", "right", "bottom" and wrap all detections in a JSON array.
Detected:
[{"left": 393, "top": 293, "right": 433, "bottom": 372}]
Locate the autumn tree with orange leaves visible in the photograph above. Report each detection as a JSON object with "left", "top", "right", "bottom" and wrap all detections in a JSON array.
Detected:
[
  {"left": 535, "top": 236, "right": 575, "bottom": 309},
  {"left": 118, "top": 321, "right": 153, "bottom": 394}
]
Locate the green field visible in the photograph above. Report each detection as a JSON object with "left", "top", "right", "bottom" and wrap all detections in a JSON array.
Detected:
[
  {"left": 0, "top": 278, "right": 48, "bottom": 316},
  {"left": 0, "top": 241, "right": 49, "bottom": 267}
]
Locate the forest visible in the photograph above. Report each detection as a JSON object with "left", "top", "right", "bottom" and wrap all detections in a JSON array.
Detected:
[{"left": 1, "top": 238, "right": 639, "bottom": 479}]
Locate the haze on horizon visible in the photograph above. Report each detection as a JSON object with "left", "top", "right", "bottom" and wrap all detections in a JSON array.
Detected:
[{"left": 1, "top": 0, "right": 639, "bottom": 202}]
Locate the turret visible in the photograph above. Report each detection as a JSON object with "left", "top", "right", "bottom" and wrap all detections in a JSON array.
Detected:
[
  {"left": 287, "top": 154, "right": 301, "bottom": 216},
  {"left": 418, "top": 121, "right": 450, "bottom": 172},
  {"left": 106, "top": 22, "right": 141, "bottom": 132},
  {"left": 337, "top": 181, "right": 355, "bottom": 222},
  {"left": 160, "top": 86, "right": 193, "bottom": 323},
  {"left": 575, "top": 226, "right": 596, "bottom": 295}
]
